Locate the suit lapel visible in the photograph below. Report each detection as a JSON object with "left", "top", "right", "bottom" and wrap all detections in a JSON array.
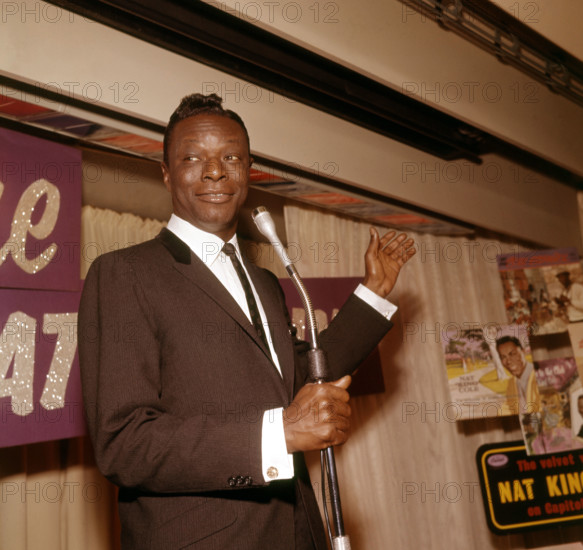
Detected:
[{"left": 157, "top": 229, "right": 288, "bottom": 387}]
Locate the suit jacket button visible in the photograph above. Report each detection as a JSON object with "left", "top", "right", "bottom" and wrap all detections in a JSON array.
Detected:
[
  {"left": 266, "top": 466, "right": 279, "bottom": 479},
  {"left": 228, "top": 477, "right": 236, "bottom": 487},
  {"left": 236, "top": 476, "right": 245, "bottom": 486},
  {"left": 244, "top": 476, "right": 252, "bottom": 486}
]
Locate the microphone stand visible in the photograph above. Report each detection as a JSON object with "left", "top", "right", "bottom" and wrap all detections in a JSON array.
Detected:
[{"left": 252, "top": 207, "right": 352, "bottom": 550}]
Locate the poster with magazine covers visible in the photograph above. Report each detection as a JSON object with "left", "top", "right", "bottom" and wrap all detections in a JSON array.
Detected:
[
  {"left": 523, "top": 357, "right": 583, "bottom": 455},
  {"left": 442, "top": 325, "right": 531, "bottom": 421},
  {"left": 497, "top": 248, "right": 583, "bottom": 335}
]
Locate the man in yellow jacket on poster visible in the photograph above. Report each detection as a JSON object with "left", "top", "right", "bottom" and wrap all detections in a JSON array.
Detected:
[{"left": 496, "top": 335, "right": 540, "bottom": 416}]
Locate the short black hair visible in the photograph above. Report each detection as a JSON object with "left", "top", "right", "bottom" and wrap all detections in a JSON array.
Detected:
[
  {"left": 163, "top": 93, "right": 250, "bottom": 164},
  {"left": 495, "top": 335, "right": 522, "bottom": 352}
]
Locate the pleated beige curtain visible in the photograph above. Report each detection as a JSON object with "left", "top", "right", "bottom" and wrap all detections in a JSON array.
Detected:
[
  {"left": 0, "top": 438, "right": 119, "bottom": 550},
  {"left": 3, "top": 203, "right": 582, "bottom": 549},
  {"left": 80, "top": 206, "right": 167, "bottom": 278}
]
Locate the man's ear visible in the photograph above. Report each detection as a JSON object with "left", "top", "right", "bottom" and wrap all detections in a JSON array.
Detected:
[
  {"left": 249, "top": 157, "right": 254, "bottom": 167},
  {"left": 161, "top": 162, "right": 172, "bottom": 192}
]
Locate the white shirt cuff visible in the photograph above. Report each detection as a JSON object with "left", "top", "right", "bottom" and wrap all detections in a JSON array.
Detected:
[
  {"left": 354, "top": 283, "right": 398, "bottom": 320},
  {"left": 261, "top": 408, "right": 295, "bottom": 482}
]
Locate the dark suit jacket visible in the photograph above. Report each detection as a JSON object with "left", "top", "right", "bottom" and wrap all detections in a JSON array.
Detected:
[{"left": 79, "top": 228, "right": 392, "bottom": 549}]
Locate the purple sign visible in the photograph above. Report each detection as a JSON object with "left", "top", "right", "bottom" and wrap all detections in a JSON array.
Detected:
[
  {"left": 0, "top": 127, "right": 81, "bottom": 290},
  {"left": 0, "top": 287, "right": 85, "bottom": 448},
  {"left": 279, "top": 277, "right": 385, "bottom": 396}
]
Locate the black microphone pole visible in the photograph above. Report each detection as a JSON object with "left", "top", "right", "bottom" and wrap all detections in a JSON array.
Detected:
[{"left": 252, "top": 206, "right": 352, "bottom": 550}]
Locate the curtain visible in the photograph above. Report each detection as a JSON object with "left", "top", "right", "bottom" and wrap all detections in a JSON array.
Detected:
[{"left": 80, "top": 206, "right": 166, "bottom": 278}]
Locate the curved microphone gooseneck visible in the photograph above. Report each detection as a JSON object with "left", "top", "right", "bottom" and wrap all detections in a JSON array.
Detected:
[{"left": 252, "top": 206, "right": 352, "bottom": 550}]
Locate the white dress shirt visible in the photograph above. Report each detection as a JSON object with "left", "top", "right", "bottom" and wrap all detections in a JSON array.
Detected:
[{"left": 166, "top": 214, "right": 397, "bottom": 482}]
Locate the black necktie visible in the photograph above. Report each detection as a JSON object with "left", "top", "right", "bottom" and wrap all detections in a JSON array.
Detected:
[{"left": 222, "top": 243, "right": 270, "bottom": 351}]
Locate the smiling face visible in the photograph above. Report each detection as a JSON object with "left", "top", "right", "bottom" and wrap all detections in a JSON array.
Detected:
[
  {"left": 161, "top": 114, "right": 252, "bottom": 241},
  {"left": 497, "top": 341, "right": 527, "bottom": 378}
]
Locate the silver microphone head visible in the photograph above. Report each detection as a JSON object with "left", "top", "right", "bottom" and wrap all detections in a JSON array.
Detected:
[
  {"left": 252, "top": 206, "right": 277, "bottom": 240},
  {"left": 251, "top": 206, "right": 292, "bottom": 267}
]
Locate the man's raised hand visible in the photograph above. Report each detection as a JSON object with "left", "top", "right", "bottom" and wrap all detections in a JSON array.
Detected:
[{"left": 362, "top": 227, "right": 416, "bottom": 298}]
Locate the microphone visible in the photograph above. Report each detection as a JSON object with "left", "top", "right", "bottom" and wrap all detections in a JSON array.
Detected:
[
  {"left": 251, "top": 206, "right": 350, "bottom": 548},
  {"left": 251, "top": 206, "right": 294, "bottom": 270},
  {"left": 252, "top": 205, "right": 318, "bottom": 342}
]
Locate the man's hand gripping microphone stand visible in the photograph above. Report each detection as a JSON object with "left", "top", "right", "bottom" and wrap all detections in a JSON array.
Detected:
[{"left": 252, "top": 206, "right": 352, "bottom": 550}]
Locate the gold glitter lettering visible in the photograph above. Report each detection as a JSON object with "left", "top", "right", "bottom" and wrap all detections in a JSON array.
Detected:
[
  {"left": 40, "top": 313, "right": 78, "bottom": 410},
  {"left": 0, "top": 311, "right": 36, "bottom": 416},
  {"left": 0, "top": 179, "right": 60, "bottom": 274}
]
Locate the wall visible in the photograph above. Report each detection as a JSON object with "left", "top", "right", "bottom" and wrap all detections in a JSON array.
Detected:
[{"left": 0, "top": 0, "right": 581, "bottom": 250}]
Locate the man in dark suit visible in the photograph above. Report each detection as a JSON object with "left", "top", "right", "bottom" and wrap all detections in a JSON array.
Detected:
[{"left": 79, "top": 93, "right": 415, "bottom": 549}]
